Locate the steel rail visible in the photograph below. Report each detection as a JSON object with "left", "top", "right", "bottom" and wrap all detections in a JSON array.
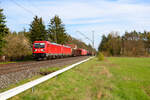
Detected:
[{"left": 0, "top": 57, "right": 94, "bottom": 100}]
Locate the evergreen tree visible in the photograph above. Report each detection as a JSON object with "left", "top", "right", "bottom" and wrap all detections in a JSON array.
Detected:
[
  {"left": 98, "top": 35, "right": 108, "bottom": 52},
  {"left": 29, "top": 16, "right": 47, "bottom": 43},
  {"left": 0, "top": 8, "right": 8, "bottom": 55},
  {"left": 48, "top": 15, "right": 68, "bottom": 44}
]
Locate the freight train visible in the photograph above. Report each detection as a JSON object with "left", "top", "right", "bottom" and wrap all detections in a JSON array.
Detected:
[{"left": 32, "top": 41, "right": 88, "bottom": 59}]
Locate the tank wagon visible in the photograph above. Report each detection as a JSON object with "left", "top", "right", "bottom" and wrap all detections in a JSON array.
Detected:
[{"left": 32, "top": 41, "right": 88, "bottom": 59}]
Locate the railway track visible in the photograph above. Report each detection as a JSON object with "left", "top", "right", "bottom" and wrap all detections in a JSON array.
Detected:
[{"left": 0, "top": 56, "right": 89, "bottom": 75}]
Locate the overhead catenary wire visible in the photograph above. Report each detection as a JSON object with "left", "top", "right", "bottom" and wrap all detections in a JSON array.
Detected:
[
  {"left": 76, "top": 31, "right": 94, "bottom": 48},
  {"left": 26, "top": 0, "right": 42, "bottom": 16},
  {"left": 76, "top": 31, "right": 93, "bottom": 42},
  {"left": 10, "top": 0, "right": 35, "bottom": 16}
]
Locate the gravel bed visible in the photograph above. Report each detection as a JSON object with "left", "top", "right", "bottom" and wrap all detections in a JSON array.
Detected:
[{"left": 0, "top": 56, "right": 89, "bottom": 89}]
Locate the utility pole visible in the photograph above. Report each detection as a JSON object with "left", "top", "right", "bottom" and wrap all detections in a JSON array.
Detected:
[
  {"left": 55, "top": 29, "right": 57, "bottom": 43},
  {"left": 92, "top": 31, "right": 94, "bottom": 49}
]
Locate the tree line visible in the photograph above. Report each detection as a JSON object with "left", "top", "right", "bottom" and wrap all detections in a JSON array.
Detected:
[
  {"left": 0, "top": 8, "right": 94, "bottom": 61},
  {"left": 98, "top": 31, "right": 150, "bottom": 56}
]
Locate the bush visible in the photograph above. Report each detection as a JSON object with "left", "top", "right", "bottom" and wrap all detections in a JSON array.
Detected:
[
  {"left": 2, "top": 33, "right": 32, "bottom": 60},
  {"left": 97, "top": 52, "right": 104, "bottom": 61}
]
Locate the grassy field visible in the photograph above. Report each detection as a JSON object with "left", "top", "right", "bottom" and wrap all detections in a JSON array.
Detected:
[
  {"left": 8, "top": 57, "right": 150, "bottom": 100},
  {"left": 0, "top": 61, "right": 16, "bottom": 64}
]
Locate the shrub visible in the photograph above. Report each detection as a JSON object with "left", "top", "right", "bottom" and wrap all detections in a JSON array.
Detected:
[
  {"left": 2, "top": 33, "right": 32, "bottom": 60},
  {"left": 97, "top": 52, "right": 104, "bottom": 61}
]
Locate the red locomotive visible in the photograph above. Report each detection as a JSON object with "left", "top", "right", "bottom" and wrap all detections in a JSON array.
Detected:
[{"left": 32, "top": 41, "right": 88, "bottom": 59}]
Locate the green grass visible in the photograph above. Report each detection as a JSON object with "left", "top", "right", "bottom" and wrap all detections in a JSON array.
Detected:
[
  {"left": 40, "top": 66, "right": 66, "bottom": 73},
  {"left": 7, "top": 57, "right": 150, "bottom": 100},
  {"left": 0, "top": 61, "right": 16, "bottom": 64},
  {"left": 0, "top": 60, "right": 33, "bottom": 65},
  {"left": 0, "top": 56, "right": 33, "bottom": 65}
]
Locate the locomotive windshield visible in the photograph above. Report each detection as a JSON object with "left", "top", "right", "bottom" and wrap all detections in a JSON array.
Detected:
[{"left": 34, "top": 43, "right": 45, "bottom": 48}]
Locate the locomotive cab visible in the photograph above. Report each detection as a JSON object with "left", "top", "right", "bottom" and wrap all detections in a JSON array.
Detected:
[{"left": 32, "top": 41, "right": 47, "bottom": 59}]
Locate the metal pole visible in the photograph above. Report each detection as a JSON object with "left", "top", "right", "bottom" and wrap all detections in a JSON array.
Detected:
[
  {"left": 92, "top": 31, "right": 94, "bottom": 49},
  {"left": 55, "top": 30, "right": 57, "bottom": 43},
  {"left": 32, "top": 87, "right": 34, "bottom": 93},
  {"left": 92, "top": 31, "right": 95, "bottom": 55}
]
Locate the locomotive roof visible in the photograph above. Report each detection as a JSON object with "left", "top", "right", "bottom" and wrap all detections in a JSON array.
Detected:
[
  {"left": 51, "top": 42, "right": 62, "bottom": 46},
  {"left": 33, "top": 41, "right": 71, "bottom": 48},
  {"left": 51, "top": 42, "right": 71, "bottom": 48},
  {"left": 34, "top": 41, "right": 48, "bottom": 43},
  {"left": 63, "top": 45, "right": 71, "bottom": 48}
]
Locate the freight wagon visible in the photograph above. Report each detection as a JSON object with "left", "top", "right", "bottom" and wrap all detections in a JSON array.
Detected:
[{"left": 72, "top": 48, "right": 88, "bottom": 56}]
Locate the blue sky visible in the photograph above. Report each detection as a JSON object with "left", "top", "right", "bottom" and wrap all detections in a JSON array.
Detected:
[{"left": 1, "top": 0, "right": 150, "bottom": 49}]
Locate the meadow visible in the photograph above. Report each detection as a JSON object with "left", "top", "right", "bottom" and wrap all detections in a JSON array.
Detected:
[{"left": 9, "top": 57, "right": 150, "bottom": 100}]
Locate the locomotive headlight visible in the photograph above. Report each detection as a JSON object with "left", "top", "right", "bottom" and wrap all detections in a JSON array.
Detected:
[
  {"left": 34, "top": 49, "right": 37, "bottom": 52},
  {"left": 41, "top": 49, "right": 45, "bottom": 52}
]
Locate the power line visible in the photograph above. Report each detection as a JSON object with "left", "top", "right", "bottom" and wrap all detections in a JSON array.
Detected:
[
  {"left": 76, "top": 31, "right": 93, "bottom": 42},
  {"left": 26, "top": 1, "right": 41, "bottom": 16},
  {"left": 76, "top": 31, "right": 94, "bottom": 48},
  {"left": 10, "top": 0, "right": 35, "bottom": 16}
]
